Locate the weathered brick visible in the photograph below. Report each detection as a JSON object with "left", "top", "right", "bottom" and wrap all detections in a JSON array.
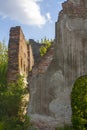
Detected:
[{"left": 7, "top": 26, "right": 34, "bottom": 83}]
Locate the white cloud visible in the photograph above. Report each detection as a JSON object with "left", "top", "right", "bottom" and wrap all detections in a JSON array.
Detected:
[
  {"left": 46, "top": 12, "right": 52, "bottom": 23},
  {"left": 0, "top": 0, "right": 50, "bottom": 27}
]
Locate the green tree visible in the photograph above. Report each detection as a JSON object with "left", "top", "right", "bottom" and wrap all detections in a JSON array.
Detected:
[
  {"left": 39, "top": 37, "right": 53, "bottom": 56},
  {"left": 0, "top": 41, "right": 8, "bottom": 86}
]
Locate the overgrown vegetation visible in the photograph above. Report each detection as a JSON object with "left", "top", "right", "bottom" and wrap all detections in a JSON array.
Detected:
[
  {"left": 71, "top": 76, "right": 87, "bottom": 130},
  {"left": 0, "top": 41, "right": 8, "bottom": 86},
  {"left": 39, "top": 37, "right": 53, "bottom": 56},
  {"left": 0, "top": 41, "right": 37, "bottom": 130},
  {"left": 0, "top": 76, "right": 36, "bottom": 130},
  {"left": 1, "top": 39, "right": 87, "bottom": 130}
]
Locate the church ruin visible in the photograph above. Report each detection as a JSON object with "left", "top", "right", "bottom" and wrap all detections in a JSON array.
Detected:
[{"left": 7, "top": 0, "right": 87, "bottom": 129}]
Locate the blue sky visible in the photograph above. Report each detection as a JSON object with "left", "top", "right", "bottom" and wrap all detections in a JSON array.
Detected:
[{"left": 0, "top": 0, "right": 65, "bottom": 44}]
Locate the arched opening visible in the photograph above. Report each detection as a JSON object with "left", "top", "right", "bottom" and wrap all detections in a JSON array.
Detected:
[{"left": 71, "top": 75, "right": 87, "bottom": 130}]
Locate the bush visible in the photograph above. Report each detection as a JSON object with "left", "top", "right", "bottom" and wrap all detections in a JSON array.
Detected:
[
  {"left": 39, "top": 38, "right": 52, "bottom": 56},
  {"left": 0, "top": 75, "right": 34, "bottom": 130},
  {"left": 40, "top": 46, "right": 47, "bottom": 56},
  {"left": 71, "top": 76, "right": 87, "bottom": 130},
  {"left": 0, "top": 117, "right": 23, "bottom": 130},
  {"left": 0, "top": 76, "right": 26, "bottom": 118}
]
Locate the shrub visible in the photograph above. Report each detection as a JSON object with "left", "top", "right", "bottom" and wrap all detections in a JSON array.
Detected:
[
  {"left": 40, "top": 46, "right": 47, "bottom": 56},
  {"left": 39, "top": 37, "right": 52, "bottom": 56},
  {"left": 0, "top": 75, "right": 34, "bottom": 130},
  {"left": 71, "top": 76, "right": 87, "bottom": 130}
]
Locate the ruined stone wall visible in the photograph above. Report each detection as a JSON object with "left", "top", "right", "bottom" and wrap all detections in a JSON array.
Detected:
[
  {"left": 28, "top": 0, "right": 87, "bottom": 129},
  {"left": 54, "top": 0, "right": 87, "bottom": 126},
  {"left": 29, "top": 39, "right": 42, "bottom": 63},
  {"left": 18, "top": 27, "right": 29, "bottom": 77},
  {"left": 28, "top": 43, "right": 55, "bottom": 130},
  {"left": 27, "top": 44, "right": 34, "bottom": 71},
  {"left": 7, "top": 26, "right": 34, "bottom": 83},
  {"left": 7, "top": 26, "right": 20, "bottom": 82}
]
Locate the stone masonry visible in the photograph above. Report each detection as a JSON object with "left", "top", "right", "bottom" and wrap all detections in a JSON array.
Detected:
[
  {"left": 29, "top": 39, "right": 42, "bottom": 63},
  {"left": 28, "top": 0, "right": 87, "bottom": 129},
  {"left": 7, "top": 0, "right": 87, "bottom": 129},
  {"left": 7, "top": 26, "right": 34, "bottom": 83}
]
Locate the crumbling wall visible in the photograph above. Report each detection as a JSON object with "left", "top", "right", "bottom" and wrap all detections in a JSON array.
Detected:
[
  {"left": 29, "top": 39, "right": 42, "bottom": 63},
  {"left": 7, "top": 26, "right": 34, "bottom": 83},
  {"left": 28, "top": 0, "right": 87, "bottom": 129}
]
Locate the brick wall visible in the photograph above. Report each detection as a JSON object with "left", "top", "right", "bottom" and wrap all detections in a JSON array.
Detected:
[
  {"left": 58, "top": 0, "right": 87, "bottom": 21},
  {"left": 7, "top": 26, "right": 34, "bottom": 83}
]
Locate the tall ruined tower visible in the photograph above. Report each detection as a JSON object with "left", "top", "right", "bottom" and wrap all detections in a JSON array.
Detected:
[{"left": 7, "top": 26, "right": 34, "bottom": 83}]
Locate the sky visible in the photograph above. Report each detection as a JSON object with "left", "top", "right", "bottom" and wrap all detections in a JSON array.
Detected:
[{"left": 0, "top": 0, "right": 65, "bottom": 44}]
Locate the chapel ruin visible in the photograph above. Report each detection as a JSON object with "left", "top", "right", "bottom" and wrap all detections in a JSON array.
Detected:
[{"left": 7, "top": 0, "right": 87, "bottom": 129}]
